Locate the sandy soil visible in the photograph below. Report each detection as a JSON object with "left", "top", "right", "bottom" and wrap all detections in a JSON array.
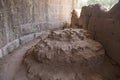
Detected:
[
  {"left": 0, "top": 38, "right": 120, "bottom": 80},
  {"left": 0, "top": 39, "right": 40, "bottom": 80}
]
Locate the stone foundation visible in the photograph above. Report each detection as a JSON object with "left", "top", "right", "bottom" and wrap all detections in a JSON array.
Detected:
[{"left": 0, "top": 31, "right": 51, "bottom": 58}]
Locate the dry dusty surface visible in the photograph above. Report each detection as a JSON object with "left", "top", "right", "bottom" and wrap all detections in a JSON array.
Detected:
[
  {"left": 0, "top": 29, "right": 120, "bottom": 80},
  {"left": 0, "top": 39, "right": 40, "bottom": 80}
]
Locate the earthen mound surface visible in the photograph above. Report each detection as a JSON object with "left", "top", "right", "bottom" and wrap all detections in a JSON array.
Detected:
[{"left": 23, "top": 29, "right": 105, "bottom": 80}]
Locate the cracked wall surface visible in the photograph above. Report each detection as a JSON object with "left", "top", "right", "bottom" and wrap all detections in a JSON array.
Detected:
[
  {"left": 79, "top": 1, "right": 120, "bottom": 65},
  {"left": 0, "top": 0, "right": 74, "bottom": 48}
]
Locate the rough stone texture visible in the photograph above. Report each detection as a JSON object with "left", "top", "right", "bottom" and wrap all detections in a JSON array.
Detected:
[
  {"left": 108, "top": 1, "right": 120, "bottom": 20},
  {"left": 34, "top": 31, "right": 50, "bottom": 39},
  {"left": 20, "top": 34, "right": 34, "bottom": 45},
  {"left": 70, "top": 10, "right": 79, "bottom": 28},
  {"left": 2, "top": 39, "right": 20, "bottom": 56},
  {"left": 1, "top": 37, "right": 119, "bottom": 80},
  {"left": 23, "top": 29, "right": 105, "bottom": 80},
  {"left": 79, "top": 4, "right": 106, "bottom": 30},
  {"left": 79, "top": 1, "right": 120, "bottom": 64},
  {"left": 0, "top": 0, "right": 74, "bottom": 48},
  {"left": 0, "top": 49, "right": 2, "bottom": 58},
  {"left": 0, "top": 1, "right": 7, "bottom": 48}
]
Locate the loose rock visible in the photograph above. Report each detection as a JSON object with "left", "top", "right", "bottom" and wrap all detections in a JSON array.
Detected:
[{"left": 23, "top": 29, "right": 105, "bottom": 80}]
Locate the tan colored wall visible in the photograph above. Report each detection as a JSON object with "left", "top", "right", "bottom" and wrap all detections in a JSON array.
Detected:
[
  {"left": 79, "top": 2, "right": 120, "bottom": 64},
  {"left": 95, "top": 1, "right": 120, "bottom": 64},
  {"left": 95, "top": 18, "right": 120, "bottom": 64}
]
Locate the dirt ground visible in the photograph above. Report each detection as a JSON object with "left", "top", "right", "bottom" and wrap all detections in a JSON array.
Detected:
[
  {"left": 0, "top": 38, "right": 120, "bottom": 80},
  {"left": 0, "top": 39, "right": 40, "bottom": 80}
]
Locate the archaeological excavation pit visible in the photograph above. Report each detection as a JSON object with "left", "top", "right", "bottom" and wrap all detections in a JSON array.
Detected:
[{"left": 0, "top": 0, "right": 120, "bottom": 80}]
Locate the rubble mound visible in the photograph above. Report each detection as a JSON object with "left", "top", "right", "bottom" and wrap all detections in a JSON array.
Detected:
[{"left": 23, "top": 29, "right": 105, "bottom": 80}]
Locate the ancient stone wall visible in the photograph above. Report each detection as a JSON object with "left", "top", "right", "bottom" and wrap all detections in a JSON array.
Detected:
[
  {"left": 95, "top": 1, "right": 120, "bottom": 65},
  {"left": 0, "top": 0, "right": 74, "bottom": 48},
  {"left": 0, "top": 0, "right": 75, "bottom": 58},
  {"left": 79, "top": 1, "right": 120, "bottom": 65}
]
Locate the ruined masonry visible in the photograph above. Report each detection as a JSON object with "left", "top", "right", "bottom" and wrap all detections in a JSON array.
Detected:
[{"left": 24, "top": 29, "right": 105, "bottom": 80}]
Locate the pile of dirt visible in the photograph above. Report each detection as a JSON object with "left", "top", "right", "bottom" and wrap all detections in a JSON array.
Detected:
[{"left": 23, "top": 29, "right": 105, "bottom": 80}]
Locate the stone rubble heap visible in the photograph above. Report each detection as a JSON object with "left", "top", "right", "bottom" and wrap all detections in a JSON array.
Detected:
[{"left": 23, "top": 29, "right": 105, "bottom": 80}]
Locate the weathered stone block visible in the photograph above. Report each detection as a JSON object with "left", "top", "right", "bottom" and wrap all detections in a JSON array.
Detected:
[
  {"left": 48, "top": 22, "right": 62, "bottom": 30},
  {"left": 34, "top": 31, "right": 50, "bottom": 39},
  {"left": 34, "top": 0, "right": 47, "bottom": 23},
  {"left": 21, "top": 23, "right": 33, "bottom": 35},
  {"left": 2, "top": 39, "right": 20, "bottom": 56},
  {"left": 0, "top": 49, "right": 3, "bottom": 58},
  {"left": 39, "top": 23, "right": 49, "bottom": 31},
  {"left": 20, "top": 34, "right": 34, "bottom": 45},
  {"left": 48, "top": 5, "right": 60, "bottom": 22}
]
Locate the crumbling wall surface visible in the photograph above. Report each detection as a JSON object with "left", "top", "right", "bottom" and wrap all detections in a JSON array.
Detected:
[
  {"left": 0, "top": 0, "right": 74, "bottom": 48},
  {"left": 78, "top": 4, "right": 106, "bottom": 30},
  {"left": 23, "top": 29, "right": 105, "bottom": 80},
  {"left": 79, "top": 1, "right": 120, "bottom": 64},
  {"left": 108, "top": 1, "right": 120, "bottom": 20},
  {"left": 95, "top": 1, "right": 120, "bottom": 65}
]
